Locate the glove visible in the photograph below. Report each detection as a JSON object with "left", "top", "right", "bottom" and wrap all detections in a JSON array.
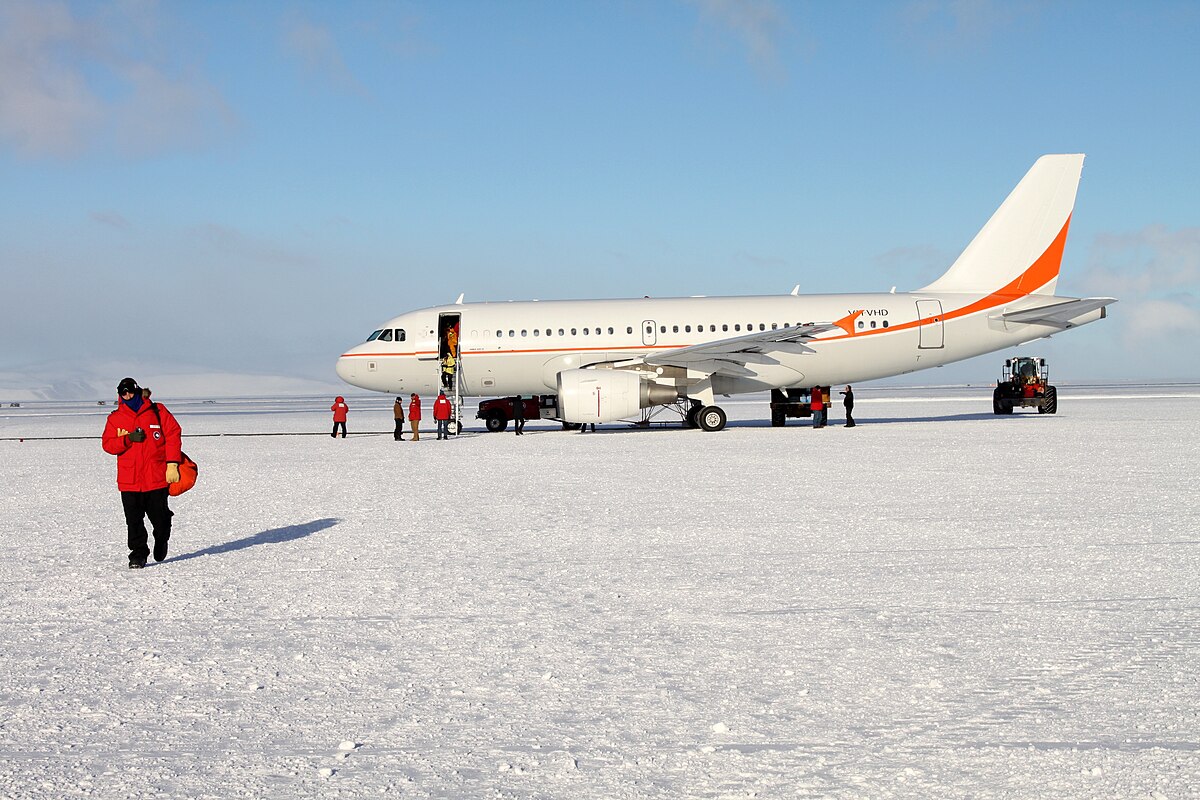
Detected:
[
  {"left": 165, "top": 463, "right": 180, "bottom": 483},
  {"left": 128, "top": 428, "right": 147, "bottom": 443}
]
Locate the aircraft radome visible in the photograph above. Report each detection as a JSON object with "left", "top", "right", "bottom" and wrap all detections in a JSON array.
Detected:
[{"left": 337, "top": 154, "right": 1115, "bottom": 431}]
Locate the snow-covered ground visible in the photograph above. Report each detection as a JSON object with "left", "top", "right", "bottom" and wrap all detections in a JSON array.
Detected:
[{"left": 2, "top": 386, "right": 1198, "bottom": 799}]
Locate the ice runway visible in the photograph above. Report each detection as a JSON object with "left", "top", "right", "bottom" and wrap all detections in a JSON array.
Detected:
[{"left": 1, "top": 386, "right": 1198, "bottom": 798}]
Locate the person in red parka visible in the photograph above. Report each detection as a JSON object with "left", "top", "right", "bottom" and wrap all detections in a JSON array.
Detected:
[
  {"left": 330, "top": 396, "right": 348, "bottom": 438},
  {"left": 408, "top": 393, "right": 422, "bottom": 441},
  {"left": 810, "top": 386, "right": 825, "bottom": 429},
  {"left": 102, "top": 377, "right": 183, "bottom": 569},
  {"left": 433, "top": 390, "right": 452, "bottom": 440}
]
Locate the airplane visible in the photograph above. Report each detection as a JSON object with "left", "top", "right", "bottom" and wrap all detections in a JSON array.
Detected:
[{"left": 336, "top": 154, "right": 1115, "bottom": 431}]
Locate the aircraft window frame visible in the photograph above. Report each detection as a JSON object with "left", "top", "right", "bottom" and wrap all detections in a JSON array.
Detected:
[
  {"left": 685, "top": 325, "right": 691, "bottom": 333},
  {"left": 396, "top": 329, "right": 406, "bottom": 341},
  {"left": 571, "top": 328, "right": 577, "bottom": 335},
  {"left": 546, "top": 329, "right": 552, "bottom": 336},
  {"left": 533, "top": 329, "right": 540, "bottom": 337},
  {"left": 521, "top": 329, "right": 528, "bottom": 337},
  {"left": 660, "top": 325, "right": 666, "bottom": 333},
  {"left": 882, "top": 320, "right": 889, "bottom": 328},
  {"left": 608, "top": 327, "right": 614, "bottom": 335},
  {"left": 558, "top": 328, "right": 565, "bottom": 336},
  {"left": 722, "top": 324, "right": 728, "bottom": 332},
  {"left": 735, "top": 324, "right": 741, "bottom": 332},
  {"left": 771, "top": 323, "right": 778, "bottom": 330},
  {"left": 673, "top": 325, "right": 679, "bottom": 333},
  {"left": 367, "top": 329, "right": 383, "bottom": 342},
  {"left": 858, "top": 320, "right": 865, "bottom": 329},
  {"left": 509, "top": 330, "right": 515, "bottom": 337},
  {"left": 583, "top": 328, "right": 589, "bottom": 336},
  {"left": 628, "top": 326, "right": 634, "bottom": 334},
  {"left": 378, "top": 329, "right": 393, "bottom": 341},
  {"left": 759, "top": 323, "right": 766, "bottom": 331},
  {"left": 870, "top": 321, "right": 877, "bottom": 328},
  {"left": 496, "top": 330, "right": 503, "bottom": 337}
]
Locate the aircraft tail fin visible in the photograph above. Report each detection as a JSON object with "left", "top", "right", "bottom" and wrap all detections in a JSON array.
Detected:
[{"left": 921, "top": 154, "right": 1085, "bottom": 296}]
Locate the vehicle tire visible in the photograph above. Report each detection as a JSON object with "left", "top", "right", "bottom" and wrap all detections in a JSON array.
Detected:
[
  {"left": 684, "top": 405, "right": 701, "bottom": 428},
  {"left": 993, "top": 387, "right": 1014, "bottom": 415},
  {"left": 1039, "top": 385, "right": 1058, "bottom": 415},
  {"left": 771, "top": 406, "right": 786, "bottom": 427},
  {"left": 485, "top": 412, "right": 508, "bottom": 433},
  {"left": 454, "top": 421, "right": 463, "bottom": 435},
  {"left": 698, "top": 405, "right": 727, "bottom": 432}
]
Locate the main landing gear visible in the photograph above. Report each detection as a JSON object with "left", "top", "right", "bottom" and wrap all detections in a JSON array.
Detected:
[{"left": 682, "top": 399, "right": 727, "bottom": 431}]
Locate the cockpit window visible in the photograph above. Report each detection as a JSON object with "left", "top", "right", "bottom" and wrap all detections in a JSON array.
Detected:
[
  {"left": 378, "top": 329, "right": 393, "bottom": 341},
  {"left": 366, "top": 329, "right": 383, "bottom": 342},
  {"left": 395, "top": 329, "right": 406, "bottom": 341}
]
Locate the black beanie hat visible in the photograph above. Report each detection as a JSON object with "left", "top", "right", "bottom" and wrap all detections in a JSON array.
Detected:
[{"left": 117, "top": 377, "right": 139, "bottom": 395}]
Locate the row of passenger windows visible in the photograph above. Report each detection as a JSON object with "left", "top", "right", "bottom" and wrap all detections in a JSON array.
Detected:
[
  {"left": 488, "top": 321, "right": 893, "bottom": 338},
  {"left": 370, "top": 319, "right": 890, "bottom": 343}
]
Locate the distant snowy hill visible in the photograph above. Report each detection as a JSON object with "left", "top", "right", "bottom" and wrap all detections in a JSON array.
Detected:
[{"left": 0, "top": 360, "right": 345, "bottom": 402}]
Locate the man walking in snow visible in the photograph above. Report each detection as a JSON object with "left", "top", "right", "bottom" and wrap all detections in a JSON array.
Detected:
[{"left": 102, "top": 377, "right": 183, "bottom": 569}]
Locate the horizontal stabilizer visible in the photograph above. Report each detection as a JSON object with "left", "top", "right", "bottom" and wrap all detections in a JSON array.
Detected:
[{"left": 999, "top": 297, "right": 1116, "bottom": 328}]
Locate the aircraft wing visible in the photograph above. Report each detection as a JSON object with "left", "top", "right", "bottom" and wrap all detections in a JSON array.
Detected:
[
  {"left": 999, "top": 297, "right": 1116, "bottom": 329},
  {"left": 644, "top": 323, "right": 837, "bottom": 375}
]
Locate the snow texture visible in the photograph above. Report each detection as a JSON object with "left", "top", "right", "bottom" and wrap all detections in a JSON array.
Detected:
[{"left": 1, "top": 386, "right": 1198, "bottom": 798}]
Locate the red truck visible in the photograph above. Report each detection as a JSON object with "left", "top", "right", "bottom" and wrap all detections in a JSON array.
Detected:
[{"left": 476, "top": 395, "right": 563, "bottom": 432}]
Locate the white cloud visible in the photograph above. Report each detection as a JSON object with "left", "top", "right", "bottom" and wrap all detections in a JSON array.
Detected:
[
  {"left": 688, "top": 0, "right": 792, "bottom": 78},
  {"left": 898, "top": 0, "right": 1037, "bottom": 55},
  {"left": 0, "top": 0, "right": 234, "bottom": 159},
  {"left": 1121, "top": 296, "right": 1200, "bottom": 343},
  {"left": 282, "top": 14, "right": 367, "bottom": 96}
]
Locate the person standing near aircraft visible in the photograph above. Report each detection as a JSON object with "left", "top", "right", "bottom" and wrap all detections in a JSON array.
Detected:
[
  {"left": 331, "top": 396, "right": 348, "bottom": 438},
  {"left": 393, "top": 397, "right": 405, "bottom": 441},
  {"left": 408, "top": 393, "right": 422, "bottom": 441},
  {"left": 102, "top": 377, "right": 182, "bottom": 568},
  {"left": 841, "top": 385, "right": 855, "bottom": 427},
  {"left": 810, "top": 387, "right": 825, "bottom": 428},
  {"left": 433, "top": 390, "right": 452, "bottom": 439},
  {"left": 513, "top": 394, "right": 525, "bottom": 436}
]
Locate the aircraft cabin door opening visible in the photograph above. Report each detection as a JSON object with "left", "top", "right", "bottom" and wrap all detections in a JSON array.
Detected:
[
  {"left": 916, "top": 300, "right": 944, "bottom": 349},
  {"left": 642, "top": 320, "right": 657, "bottom": 347},
  {"left": 438, "top": 313, "right": 461, "bottom": 359}
]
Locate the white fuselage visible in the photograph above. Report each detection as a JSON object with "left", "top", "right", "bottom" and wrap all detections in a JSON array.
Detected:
[{"left": 335, "top": 290, "right": 1102, "bottom": 398}]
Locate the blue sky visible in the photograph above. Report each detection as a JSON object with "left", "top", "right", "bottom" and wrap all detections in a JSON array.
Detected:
[{"left": 1, "top": 0, "right": 1198, "bottom": 389}]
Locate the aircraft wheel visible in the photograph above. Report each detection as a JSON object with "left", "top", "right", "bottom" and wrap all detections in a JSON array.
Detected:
[
  {"left": 454, "top": 421, "right": 463, "bottom": 435},
  {"left": 684, "top": 405, "right": 701, "bottom": 428},
  {"left": 698, "top": 405, "right": 727, "bottom": 432},
  {"left": 1039, "top": 385, "right": 1058, "bottom": 415},
  {"left": 771, "top": 406, "right": 786, "bottom": 427},
  {"left": 485, "top": 412, "right": 508, "bottom": 432}
]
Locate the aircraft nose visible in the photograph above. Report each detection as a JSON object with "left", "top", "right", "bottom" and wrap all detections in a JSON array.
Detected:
[{"left": 336, "top": 353, "right": 357, "bottom": 385}]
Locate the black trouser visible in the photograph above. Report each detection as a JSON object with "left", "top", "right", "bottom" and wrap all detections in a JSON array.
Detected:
[
  {"left": 122, "top": 487, "right": 171, "bottom": 561},
  {"left": 845, "top": 408, "right": 855, "bottom": 426},
  {"left": 514, "top": 417, "right": 525, "bottom": 435},
  {"left": 332, "top": 421, "right": 346, "bottom": 437},
  {"left": 394, "top": 419, "right": 404, "bottom": 440}
]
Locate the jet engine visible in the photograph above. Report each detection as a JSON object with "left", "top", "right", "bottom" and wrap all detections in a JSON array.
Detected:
[{"left": 557, "top": 369, "right": 679, "bottom": 423}]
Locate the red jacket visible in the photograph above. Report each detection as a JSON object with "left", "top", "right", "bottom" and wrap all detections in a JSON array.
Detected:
[
  {"left": 102, "top": 401, "right": 183, "bottom": 492},
  {"left": 408, "top": 397, "right": 422, "bottom": 421},
  {"left": 331, "top": 397, "right": 348, "bottom": 422},
  {"left": 810, "top": 388, "right": 824, "bottom": 411},
  {"left": 433, "top": 395, "right": 451, "bottom": 420}
]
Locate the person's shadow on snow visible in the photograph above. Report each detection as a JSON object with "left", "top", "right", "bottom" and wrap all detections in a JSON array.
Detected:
[{"left": 168, "top": 518, "right": 340, "bottom": 564}]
